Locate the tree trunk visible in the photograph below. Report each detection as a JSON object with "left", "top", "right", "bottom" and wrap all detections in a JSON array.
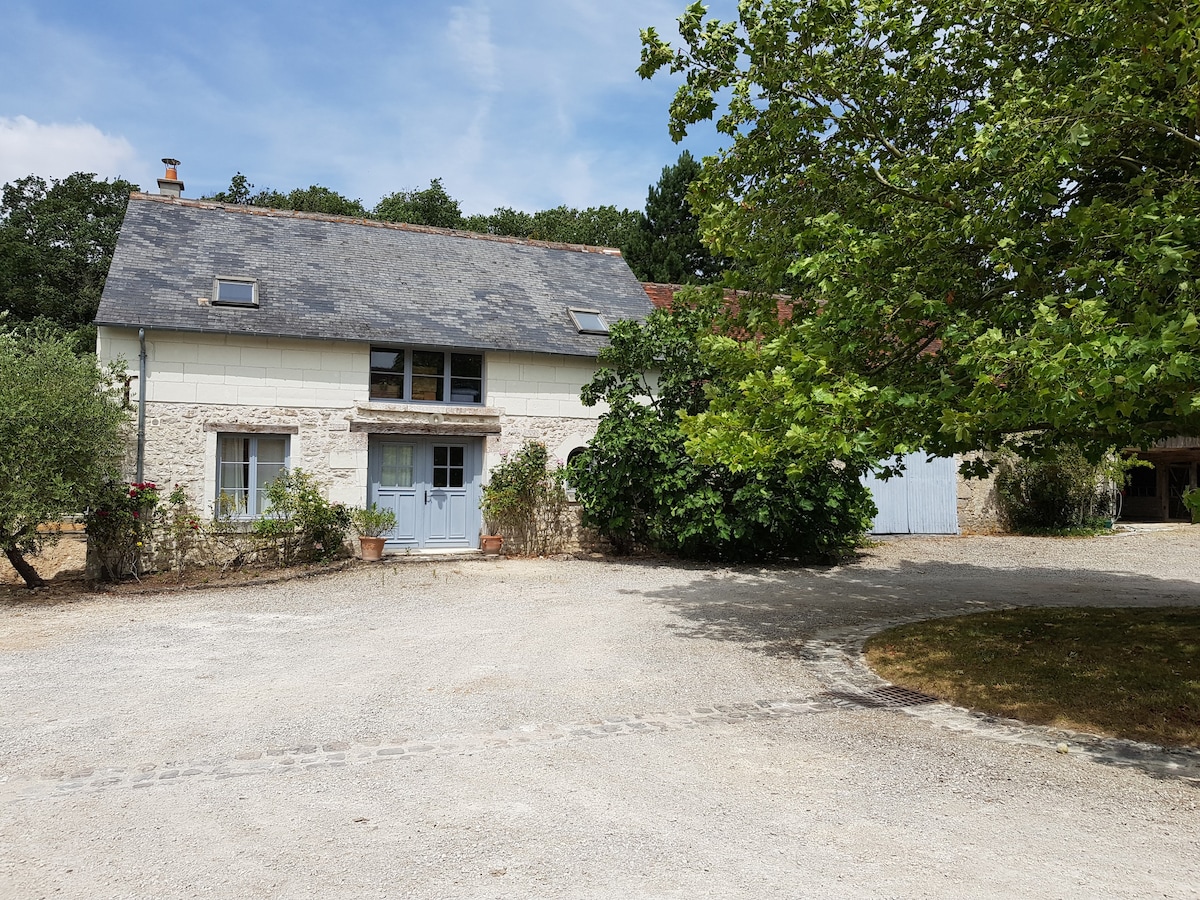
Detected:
[{"left": 4, "top": 546, "right": 45, "bottom": 589}]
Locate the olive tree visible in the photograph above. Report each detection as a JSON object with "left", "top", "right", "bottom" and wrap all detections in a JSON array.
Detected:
[{"left": 0, "top": 328, "right": 129, "bottom": 587}]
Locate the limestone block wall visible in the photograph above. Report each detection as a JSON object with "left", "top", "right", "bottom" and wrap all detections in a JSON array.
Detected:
[
  {"left": 486, "top": 351, "right": 606, "bottom": 420},
  {"left": 484, "top": 351, "right": 605, "bottom": 472},
  {"left": 98, "top": 327, "right": 609, "bottom": 518},
  {"left": 99, "top": 327, "right": 368, "bottom": 408},
  {"left": 490, "top": 415, "right": 599, "bottom": 466},
  {"left": 137, "top": 402, "right": 367, "bottom": 515}
]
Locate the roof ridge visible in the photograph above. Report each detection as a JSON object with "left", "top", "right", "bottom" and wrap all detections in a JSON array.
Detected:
[{"left": 127, "top": 192, "right": 626, "bottom": 257}]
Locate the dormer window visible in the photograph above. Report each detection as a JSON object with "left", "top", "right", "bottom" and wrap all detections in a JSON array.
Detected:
[
  {"left": 569, "top": 308, "right": 608, "bottom": 334},
  {"left": 213, "top": 277, "right": 259, "bottom": 307}
]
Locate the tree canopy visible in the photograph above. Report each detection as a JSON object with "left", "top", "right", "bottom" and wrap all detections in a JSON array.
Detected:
[
  {"left": 0, "top": 327, "right": 128, "bottom": 587},
  {"left": 0, "top": 173, "right": 136, "bottom": 352},
  {"left": 624, "top": 150, "right": 724, "bottom": 284},
  {"left": 208, "top": 174, "right": 368, "bottom": 217},
  {"left": 374, "top": 178, "right": 464, "bottom": 228},
  {"left": 571, "top": 301, "right": 875, "bottom": 560},
  {"left": 640, "top": 0, "right": 1200, "bottom": 472}
]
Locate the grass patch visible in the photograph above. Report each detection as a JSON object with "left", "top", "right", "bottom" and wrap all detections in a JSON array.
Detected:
[{"left": 863, "top": 607, "right": 1200, "bottom": 749}]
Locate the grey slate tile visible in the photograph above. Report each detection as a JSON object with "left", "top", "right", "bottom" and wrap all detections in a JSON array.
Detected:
[{"left": 96, "top": 195, "right": 654, "bottom": 358}]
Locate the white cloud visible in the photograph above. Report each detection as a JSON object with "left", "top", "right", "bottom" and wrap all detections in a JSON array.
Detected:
[
  {"left": 0, "top": 116, "right": 148, "bottom": 188},
  {"left": 447, "top": 3, "right": 499, "bottom": 90}
]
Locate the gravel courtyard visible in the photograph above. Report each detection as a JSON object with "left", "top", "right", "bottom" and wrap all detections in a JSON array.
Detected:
[{"left": 2, "top": 532, "right": 1198, "bottom": 899}]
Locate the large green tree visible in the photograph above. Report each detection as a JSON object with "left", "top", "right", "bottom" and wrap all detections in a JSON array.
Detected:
[
  {"left": 463, "top": 203, "right": 640, "bottom": 251},
  {"left": 208, "top": 174, "right": 368, "bottom": 217},
  {"left": 527, "top": 205, "right": 640, "bottom": 248},
  {"left": 0, "top": 328, "right": 129, "bottom": 588},
  {"left": 640, "top": 0, "right": 1200, "bottom": 474},
  {"left": 623, "top": 150, "right": 724, "bottom": 284},
  {"left": 374, "top": 178, "right": 464, "bottom": 228},
  {"left": 571, "top": 300, "right": 875, "bottom": 561},
  {"left": 0, "top": 173, "right": 136, "bottom": 352}
]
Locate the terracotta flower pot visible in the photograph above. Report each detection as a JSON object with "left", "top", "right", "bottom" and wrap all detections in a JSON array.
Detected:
[
  {"left": 359, "top": 536, "right": 387, "bottom": 561},
  {"left": 480, "top": 534, "right": 503, "bottom": 555}
]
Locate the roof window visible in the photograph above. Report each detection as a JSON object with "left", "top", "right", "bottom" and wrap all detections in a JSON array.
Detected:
[
  {"left": 213, "top": 277, "right": 259, "bottom": 307},
  {"left": 569, "top": 308, "right": 608, "bottom": 334}
]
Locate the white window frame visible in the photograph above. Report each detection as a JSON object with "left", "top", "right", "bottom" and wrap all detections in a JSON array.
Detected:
[
  {"left": 215, "top": 433, "right": 290, "bottom": 518},
  {"left": 368, "top": 347, "right": 485, "bottom": 405}
]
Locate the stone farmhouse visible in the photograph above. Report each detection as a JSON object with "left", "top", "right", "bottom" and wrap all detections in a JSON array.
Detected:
[{"left": 95, "top": 177, "right": 653, "bottom": 551}]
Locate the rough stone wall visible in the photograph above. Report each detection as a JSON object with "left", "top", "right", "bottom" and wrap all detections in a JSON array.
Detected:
[
  {"left": 128, "top": 405, "right": 603, "bottom": 519},
  {"left": 488, "top": 414, "right": 599, "bottom": 466},
  {"left": 956, "top": 453, "right": 1003, "bottom": 533},
  {"left": 133, "top": 402, "right": 366, "bottom": 514}
]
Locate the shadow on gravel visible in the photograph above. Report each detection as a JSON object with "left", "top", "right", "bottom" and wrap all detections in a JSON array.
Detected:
[{"left": 630, "top": 559, "right": 1200, "bottom": 659}]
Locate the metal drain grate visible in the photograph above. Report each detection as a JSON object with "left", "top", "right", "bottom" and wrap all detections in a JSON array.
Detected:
[{"left": 817, "top": 685, "right": 939, "bottom": 709}]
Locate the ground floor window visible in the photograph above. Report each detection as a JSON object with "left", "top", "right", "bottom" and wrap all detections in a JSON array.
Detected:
[{"left": 217, "top": 434, "right": 289, "bottom": 516}]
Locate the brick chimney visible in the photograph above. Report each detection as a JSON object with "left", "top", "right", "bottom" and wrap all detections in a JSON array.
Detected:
[{"left": 157, "top": 158, "right": 184, "bottom": 198}]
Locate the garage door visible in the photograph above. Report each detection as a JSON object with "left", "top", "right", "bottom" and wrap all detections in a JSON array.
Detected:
[{"left": 861, "top": 452, "right": 959, "bottom": 535}]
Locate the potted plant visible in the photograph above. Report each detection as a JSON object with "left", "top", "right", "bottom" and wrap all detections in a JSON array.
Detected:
[
  {"left": 479, "top": 480, "right": 512, "bottom": 556},
  {"left": 479, "top": 501, "right": 505, "bottom": 555},
  {"left": 351, "top": 504, "right": 396, "bottom": 561}
]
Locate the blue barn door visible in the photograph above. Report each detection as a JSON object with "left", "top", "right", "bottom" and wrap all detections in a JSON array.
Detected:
[{"left": 862, "top": 452, "right": 959, "bottom": 535}]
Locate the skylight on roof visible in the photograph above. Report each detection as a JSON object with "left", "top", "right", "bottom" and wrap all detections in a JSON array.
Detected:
[
  {"left": 213, "top": 277, "right": 258, "bottom": 307},
  {"left": 569, "top": 308, "right": 608, "bottom": 334}
]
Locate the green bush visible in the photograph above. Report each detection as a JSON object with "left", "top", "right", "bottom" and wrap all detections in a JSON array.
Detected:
[
  {"left": 570, "top": 304, "right": 876, "bottom": 562},
  {"left": 252, "top": 468, "right": 351, "bottom": 565},
  {"left": 994, "top": 446, "right": 1124, "bottom": 532},
  {"left": 481, "top": 441, "right": 570, "bottom": 555}
]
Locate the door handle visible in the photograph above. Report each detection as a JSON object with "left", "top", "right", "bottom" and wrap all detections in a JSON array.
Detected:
[{"left": 424, "top": 490, "right": 429, "bottom": 505}]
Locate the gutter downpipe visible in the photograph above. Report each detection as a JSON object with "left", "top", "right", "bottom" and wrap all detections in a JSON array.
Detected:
[{"left": 136, "top": 328, "right": 147, "bottom": 485}]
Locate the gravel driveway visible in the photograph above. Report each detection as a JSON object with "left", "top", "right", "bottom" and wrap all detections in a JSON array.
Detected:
[{"left": 2, "top": 532, "right": 1198, "bottom": 899}]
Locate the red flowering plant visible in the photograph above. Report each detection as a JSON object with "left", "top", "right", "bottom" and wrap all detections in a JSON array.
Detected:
[{"left": 84, "top": 480, "right": 161, "bottom": 581}]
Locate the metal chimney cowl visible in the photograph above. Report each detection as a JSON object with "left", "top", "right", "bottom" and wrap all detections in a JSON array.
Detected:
[{"left": 157, "top": 158, "right": 184, "bottom": 198}]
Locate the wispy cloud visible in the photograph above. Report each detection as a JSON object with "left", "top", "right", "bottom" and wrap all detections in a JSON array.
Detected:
[{"left": 447, "top": 3, "right": 500, "bottom": 90}]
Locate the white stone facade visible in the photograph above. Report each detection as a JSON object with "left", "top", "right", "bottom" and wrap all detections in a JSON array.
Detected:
[{"left": 98, "top": 327, "right": 605, "bottom": 517}]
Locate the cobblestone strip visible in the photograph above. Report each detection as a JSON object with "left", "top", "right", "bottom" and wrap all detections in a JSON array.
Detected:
[
  {"left": 6, "top": 699, "right": 832, "bottom": 802},
  {"left": 802, "top": 610, "right": 1200, "bottom": 785}
]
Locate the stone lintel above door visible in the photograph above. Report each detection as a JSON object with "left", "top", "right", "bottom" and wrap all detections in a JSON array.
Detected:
[
  {"left": 349, "top": 403, "right": 501, "bottom": 436},
  {"left": 351, "top": 421, "right": 500, "bottom": 436}
]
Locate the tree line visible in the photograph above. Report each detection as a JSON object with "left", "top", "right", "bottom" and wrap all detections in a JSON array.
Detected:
[{"left": 0, "top": 152, "right": 723, "bottom": 353}]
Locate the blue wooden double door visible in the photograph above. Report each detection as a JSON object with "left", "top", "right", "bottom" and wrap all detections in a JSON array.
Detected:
[{"left": 368, "top": 437, "right": 483, "bottom": 549}]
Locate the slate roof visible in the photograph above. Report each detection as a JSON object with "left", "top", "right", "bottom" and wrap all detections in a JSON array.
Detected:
[{"left": 96, "top": 194, "right": 655, "bottom": 358}]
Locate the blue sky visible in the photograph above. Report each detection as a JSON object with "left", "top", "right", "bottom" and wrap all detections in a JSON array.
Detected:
[{"left": 0, "top": 0, "right": 737, "bottom": 215}]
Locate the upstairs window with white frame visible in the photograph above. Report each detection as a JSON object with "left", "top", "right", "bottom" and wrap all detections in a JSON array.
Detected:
[
  {"left": 217, "top": 434, "right": 288, "bottom": 517},
  {"left": 369, "top": 348, "right": 484, "bottom": 404}
]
